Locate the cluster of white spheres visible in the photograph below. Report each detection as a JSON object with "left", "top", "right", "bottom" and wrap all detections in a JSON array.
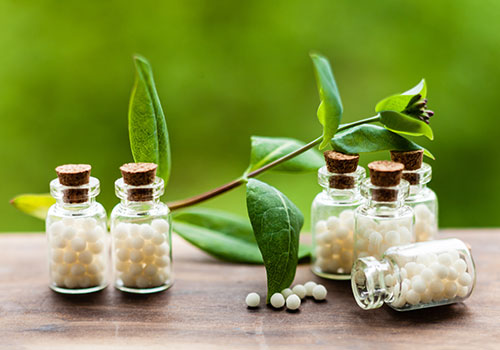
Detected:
[
  {"left": 314, "top": 210, "right": 355, "bottom": 275},
  {"left": 47, "top": 217, "right": 107, "bottom": 289},
  {"left": 112, "top": 219, "right": 171, "bottom": 289},
  {"left": 245, "top": 281, "right": 328, "bottom": 310},
  {"left": 388, "top": 249, "right": 473, "bottom": 308},
  {"left": 355, "top": 216, "right": 413, "bottom": 260},
  {"left": 412, "top": 204, "right": 438, "bottom": 242}
]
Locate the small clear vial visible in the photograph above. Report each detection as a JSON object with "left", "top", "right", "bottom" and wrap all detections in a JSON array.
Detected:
[
  {"left": 110, "top": 163, "right": 173, "bottom": 293},
  {"left": 45, "top": 164, "right": 108, "bottom": 294},
  {"left": 354, "top": 161, "right": 415, "bottom": 261},
  {"left": 351, "top": 238, "right": 476, "bottom": 311},
  {"left": 391, "top": 150, "right": 438, "bottom": 242},
  {"left": 311, "top": 151, "right": 366, "bottom": 279}
]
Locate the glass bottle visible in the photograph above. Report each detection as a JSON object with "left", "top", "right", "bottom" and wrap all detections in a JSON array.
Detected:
[
  {"left": 354, "top": 161, "right": 415, "bottom": 261},
  {"left": 391, "top": 150, "right": 438, "bottom": 242},
  {"left": 351, "top": 238, "right": 476, "bottom": 311},
  {"left": 311, "top": 160, "right": 366, "bottom": 279},
  {"left": 45, "top": 164, "right": 108, "bottom": 294},
  {"left": 110, "top": 163, "right": 173, "bottom": 293}
]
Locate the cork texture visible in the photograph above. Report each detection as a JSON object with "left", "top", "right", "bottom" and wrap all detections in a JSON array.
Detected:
[
  {"left": 55, "top": 164, "right": 91, "bottom": 186},
  {"left": 120, "top": 163, "right": 157, "bottom": 186},
  {"left": 371, "top": 189, "right": 398, "bottom": 202},
  {"left": 390, "top": 150, "right": 424, "bottom": 171},
  {"left": 368, "top": 161, "right": 404, "bottom": 187},
  {"left": 324, "top": 151, "right": 359, "bottom": 174},
  {"left": 328, "top": 175, "right": 355, "bottom": 190}
]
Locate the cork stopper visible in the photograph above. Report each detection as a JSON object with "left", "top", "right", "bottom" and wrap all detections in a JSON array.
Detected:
[
  {"left": 368, "top": 161, "right": 404, "bottom": 202},
  {"left": 324, "top": 151, "right": 359, "bottom": 189},
  {"left": 120, "top": 163, "right": 158, "bottom": 201},
  {"left": 324, "top": 151, "right": 359, "bottom": 173},
  {"left": 55, "top": 164, "right": 91, "bottom": 203},
  {"left": 390, "top": 150, "right": 424, "bottom": 185}
]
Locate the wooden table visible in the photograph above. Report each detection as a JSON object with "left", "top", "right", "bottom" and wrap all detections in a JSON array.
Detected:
[{"left": 0, "top": 230, "right": 498, "bottom": 349}]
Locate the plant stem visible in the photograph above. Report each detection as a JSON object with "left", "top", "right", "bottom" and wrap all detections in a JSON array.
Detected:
[{"left": 167, "top": 115, "right": 380, "bottom": 210}]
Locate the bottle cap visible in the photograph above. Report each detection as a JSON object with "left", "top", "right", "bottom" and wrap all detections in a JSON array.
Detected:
[
  {"left": 55, "top": 164, "right": 91, "bottom": 203},
  {"left": 390, "top": 150, "right": 424, "bottom": 185},
  {"left": 324, "top": 151, "right": 359, "bottom": 173},
  {"left": 368, "top": 161, "right": 404, "bottom": 187},
  {"left": 119, "top": 163, "right": 158, "bottom": 201}
]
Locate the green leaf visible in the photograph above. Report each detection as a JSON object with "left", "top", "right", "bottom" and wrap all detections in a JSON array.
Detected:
[
  {"left": 331, "top": 124, "right": 435, "bottom": 159},
  {"left": 173, "top": 208, "right": 310, "bottom": 264},
  {"left": 310, "top": 53, "right": 343, "bottom": 150},
  {"left": 379, "top": 110, "right": 434, "bottom": 140},
  {"left": 246, "top": 179, "right": 304, "bottom": 301},
  {"left": 246, "top": 136, "right": 323, "bottom": 174},
  {"left": 10, "top": 194, "right": 55, "bottom": 220},
  {"left": 129, "top": 55, "right": 171, "bottom": 185},
  {"left": 375, "top": 79, "right": 427, "bottom": 113}
]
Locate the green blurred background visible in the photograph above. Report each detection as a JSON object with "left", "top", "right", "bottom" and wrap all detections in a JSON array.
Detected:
[{"left": 1, "top": 0, "right": 498, "bottom": 232}]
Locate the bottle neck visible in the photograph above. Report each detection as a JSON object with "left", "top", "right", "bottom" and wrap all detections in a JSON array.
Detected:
[
  {"left": 360, "top": 178, "right": 410, "bottom": 209},
  {"left": 50, "top": 177, "right": 100, "bottom": 209},
  {"left": 351, "top": 257, "right": 394, "bottom": 310},
  {"left": 318, "top": 165, "right": 366, "bottom": 203},
  {"left": 115, "top": 177, "right": 164, "bottom": 209}
]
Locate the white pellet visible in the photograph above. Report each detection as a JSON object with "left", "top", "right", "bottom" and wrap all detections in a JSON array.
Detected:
[
  {"left": 87, "top": 262, "right": 101, "bottom": 274},
  {"left": 406, "top": 290, "right": 421, "bottom": 305},
  {"left": 286, "top": 294, "right": 301, "bottom": 310},
  {"left": 270, "top": 293, "right": 285, "bottom": 308},
  {"left": 57, "top": 264, "right": 70, "bottom": 276},
  {"left": 430, "top": 262, "right": 449, "bottom": 279},
  {"left": 245, "top": 292, "right": 260, "bottom": 307},
  {"left": 453, "top": 259, "right": 467, "bottom": 274},
  {"left": 64, "top": 276, "right": 78, "bottom": 289},
  {"left": 326, "top": 216, "right": 340, "bottom": 231},
  {"left": 114, "top": 223, "right": 128, "bottom": 240},
  {"left": 131, "top": 236, "right": 145, "bottom": 249},
  {"left": 281, "top": 288, "right": 293, "bottom": 299},
  {"left": 62, "top": 226, "right": 77, "bottom": 240},
  {"left": 89, "top": 240, "right": 104, "bottom": 254},
  {"left": 78, "top": 250, "right": 93, "bottom": 265},
  {"left": 447, "top": 267, "right": 459, "bottom": 280},
  {"left": 444, "top": 281, "right": 458, "bottom": 298},
  {"left": 155, "top": 256, "right": 170, "bottom": 267},
  {"left": 129, "top": 224, "right": 141, "bottom": 237},
  {"left": 82, "top": 218, "right": 97, "bottom": 230},
  {"left": 129, "top": 250, "right": 144, "bottom": 263},
  {"left": 51, "top": 249, "right": 64, "bottom": 263},
  {"left": 304, "top": 281, "right": 317, "bottom": 296},
  {"left": 63, "top": 251, "right": 77, "bottom": 264},
  {"left": 430, "top": 279, "right": 444, "bottom": 294},
  {"left": 78, "top": 275, "right": 92, "bottom": 288},
  {"left": 152, "top": 232, "right": 166, "bottom": 245},
  {"left": 51, "top": 236, "right": 66, "bottom": 249},
  {"left": 312, "top": 285, "right": 327, "bottom": 300},
  {"left": 438, "top": 253, "right": 453, "bottom": 266},
  {"left": 151, "top": 219, "right": 169, "bottom": 233},
  {"left": 144, "top": 264, "right": 158, "bottom": 276},
  {"left": 50, "top": 221, "right": 65, "bottom": 236},
  {"left": 70, "top": 264, "right": 85, "bottom": 276},
  {"left": 156, "top": 243, "right": 169, "bottom": 256},
  {"left": 70, "top": 237, "right": 86, "bottom": 252},
  {"left": 136, "top": 275, "right": 150, "bottom": 288},
  {"left": 117, "top": 248, "right": 130, "bottom": 261},
  {"left": 114, "top": 261, "right": 130, "bottom": 273},
  {"left": 457, "top": 286, "right": 469, "bottom": 298},
  {"left": 411, "top": 276, "right": 427, "bottom": 294},
  {"left": 292, "top": 285, "right": 306, "bottom": 299},
  {"left": 143, "top": 243, "right": 156, "bottom": 256},
  {"left": 458, "top": 272, "right": 472, "bottom": 286},
  {"left": 129, "top": 263, "right": 143, "bottom": 275},
  {"left": 335, "top": 226, "right": 349, "bottom": 240},
  {"left": 140, "top": 224, "right": 155, "bottom": 240}
]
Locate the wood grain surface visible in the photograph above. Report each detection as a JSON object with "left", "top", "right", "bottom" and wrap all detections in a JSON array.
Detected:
[{"left": 0, "top": 230, "right": 499, "bottom": 350}]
